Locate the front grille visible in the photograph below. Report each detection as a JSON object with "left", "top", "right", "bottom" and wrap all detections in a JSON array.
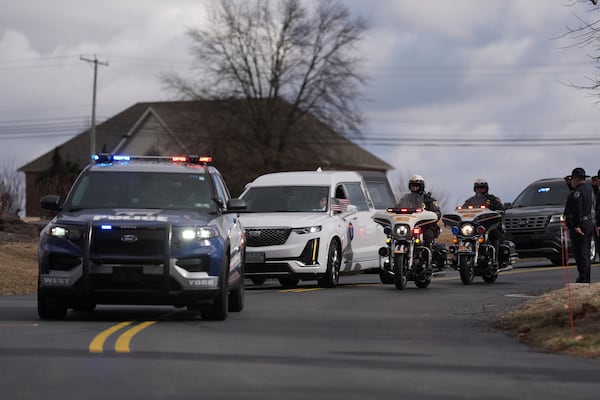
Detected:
[
  {"left": 245, "top": 228, "right": 291, "bottom": 247},
  {"left": 504, "top": 215, "right": 549, "bottom": 231},
  {"left": 90, "top": 226, "right": 166, "bottom": 263}
]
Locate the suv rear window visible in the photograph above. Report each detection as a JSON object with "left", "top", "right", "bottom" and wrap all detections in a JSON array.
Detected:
[{"left": 511, "top": 180, "right": 570, "bottom": 207}]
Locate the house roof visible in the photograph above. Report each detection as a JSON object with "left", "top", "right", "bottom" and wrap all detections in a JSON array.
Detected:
[{"left": 19, "top": 100, "right": 392, "bottom": 173}]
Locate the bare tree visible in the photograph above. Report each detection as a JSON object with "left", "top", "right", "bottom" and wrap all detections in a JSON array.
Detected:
[
  {"left": 161, "top": 0, "right": 368, "bottom": 170},
  {"left": 563, "top": 1, "right": 600, "bottom": 95},
  {"left": 0, "top": 160, "right": 24, "bottom": 215}
]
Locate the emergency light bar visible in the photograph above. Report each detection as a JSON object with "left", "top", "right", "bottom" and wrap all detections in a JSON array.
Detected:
[{"left": 92, "top": 154, "right": 212, "bottom": 165}]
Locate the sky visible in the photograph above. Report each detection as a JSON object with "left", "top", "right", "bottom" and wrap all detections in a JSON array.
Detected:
[{"left": 1, "top": 0, "right": 600, "bottom": 212}]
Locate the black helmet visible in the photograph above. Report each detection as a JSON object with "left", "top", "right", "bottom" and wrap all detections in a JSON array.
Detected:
[
  {"left": 409, "top": 175, "right": 425, "bottom": 193},
  {"left": 473, "top": 178, "right": 488, "bottom": 193}
]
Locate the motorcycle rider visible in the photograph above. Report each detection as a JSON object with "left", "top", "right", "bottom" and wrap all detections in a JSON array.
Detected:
[
  {"left": 463, "top": 178, "right": 505, "bottom": 261},
  {"left": 405, "top": 175, "right": 441, "bottom": 247}
]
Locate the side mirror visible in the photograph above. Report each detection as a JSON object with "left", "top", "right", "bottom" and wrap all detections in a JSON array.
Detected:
[
  {"left": 41, "top": 195, "right": 62, "bottom": 212},
  {"left": 226, "top": 198, "right": 247, "bottom": 213},
  {"left": 503, "top": 202, "right": 512, "bottom": 209}
]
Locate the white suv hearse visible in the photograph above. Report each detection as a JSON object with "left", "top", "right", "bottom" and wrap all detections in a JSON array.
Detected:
[{"left": 239, "top": 170, "right": 395, "bottom": 288}]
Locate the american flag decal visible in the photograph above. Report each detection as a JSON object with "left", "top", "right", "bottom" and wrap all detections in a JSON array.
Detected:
[{"left": 331, "top": 198, "right": 350, "bottom": 211}]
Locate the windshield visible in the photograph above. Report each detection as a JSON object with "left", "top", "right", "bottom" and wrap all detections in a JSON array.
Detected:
[
  {"left": 242, "top": 186, "right": 330, "bottom": 212},
  {"left": 511, "top": 180, "right": 570, "bottom": 207},
  {"left": 65, "top": 171, "right": 215, "bottom": 211},
  {"left": 395, "top": 192, "right": 424, "bottom": 209}
]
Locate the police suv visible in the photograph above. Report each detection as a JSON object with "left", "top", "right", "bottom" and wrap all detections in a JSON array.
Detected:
[
  {"left": 37, "top": 154, "right": 246, "bottom": 320},
  {"left": 239, "top": 170, "right": 395, "bottom": 288}
]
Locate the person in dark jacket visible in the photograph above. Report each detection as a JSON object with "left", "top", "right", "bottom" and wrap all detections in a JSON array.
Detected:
[
  {"left": 462, "top": 178, "right": 505, "bottom": 259},
  {"left": 406, "top": 175, "right": 440, "bottom": 246},
  {"left": 564, "top": 167, "right": 594, "bottom": 283}
]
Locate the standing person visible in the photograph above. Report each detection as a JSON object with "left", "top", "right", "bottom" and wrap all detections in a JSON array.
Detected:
[
  {"left": 406, "top": 175, "right": 441, "bottom": 246},
  {"left": 564, "top": 167, "right": 594, "bottom": 283}
]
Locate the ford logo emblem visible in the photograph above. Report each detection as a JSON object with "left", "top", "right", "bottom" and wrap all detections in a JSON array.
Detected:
[
  {"left": 121, "top": 234, "right": 139, "bottom": 243},
  {"left": 518, "top": 218, "right": 528, "bottom": 227}
]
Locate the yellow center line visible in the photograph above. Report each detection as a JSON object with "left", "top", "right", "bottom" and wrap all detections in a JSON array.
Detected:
[
  {"left": 89, "top": 321, "right": 133, "bottom": 353},
  {"left": 115, "top": 321, "right": 157, "bottom": 353}
]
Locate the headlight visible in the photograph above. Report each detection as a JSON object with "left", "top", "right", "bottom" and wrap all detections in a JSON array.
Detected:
[
  {"left": 393, "top": 224, "right": 410, "bottom": 238},
  {"left": 460, "top": 224, "right": 475, "bottom": 236},
  {"left": 48, "top": 225, "right": 84, "bottom": 240},
  {"left": 292, "top": 226, "right": 322, "bottom": 234},
  {"left": 179, "top": 226, "right": 220, "bottom": 241},
  {"left": 549, "top": 215, "right": 564, "bottom": 224}
]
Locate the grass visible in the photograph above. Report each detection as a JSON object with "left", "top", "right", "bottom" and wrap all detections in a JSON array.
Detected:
[{"left": 0, "top": 241, "right": 38, "bottom": 296}]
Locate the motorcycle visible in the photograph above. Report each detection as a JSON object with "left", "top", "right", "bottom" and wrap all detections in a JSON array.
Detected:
[
  {"left": 372, "top": 192, "right": 447, "bottom": 290},
  {"left": 442, "top": 194, "right": 518, "bottom": 285}
]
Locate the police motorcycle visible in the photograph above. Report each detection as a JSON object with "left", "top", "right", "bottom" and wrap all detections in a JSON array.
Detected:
[
  {"left": 372, "top": 192, "right": 447, "bottom": 290},
  {"left": 442, "top": 194, "right": 518, "bottom": 285}
]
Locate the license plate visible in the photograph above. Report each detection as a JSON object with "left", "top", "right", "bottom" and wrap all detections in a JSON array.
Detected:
[
  {"left": 112, "top": 267, "right": 143, "bottom": 282},
  {"left": 245, "top": 252, "right": 265, "bottom": 263}
]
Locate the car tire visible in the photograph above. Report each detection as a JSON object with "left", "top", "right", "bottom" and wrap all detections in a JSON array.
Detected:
[
  {"left": 37, "top": 286, "right": 67, "bottom": 320},
  {"left": 201, "top": 255, "right": 229, "bottom": 321},
  {"left": 318, "top": 239, "right": 341, "bottom": 288},
  {"left": 228, "top": 264, "right": 244, "bottom": 313},
  {"left": 250, "top": 277, "right": 266, "bottom": 285}
]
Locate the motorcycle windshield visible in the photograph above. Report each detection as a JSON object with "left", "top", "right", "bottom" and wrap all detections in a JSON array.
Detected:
[
  {"left": 462, "top": 193, "right": 488, "bottom": 208},
  {"left": 395, "top": 192, "right": 424, "bottom": 210}
]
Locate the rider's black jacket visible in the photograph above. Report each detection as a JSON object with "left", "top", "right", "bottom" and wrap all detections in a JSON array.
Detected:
[
  {"left": 423, "top": 192, "right": 441, "bottom": 218},
  {"left": 463, "top": 193, "right": 504, "bottom": 212}
]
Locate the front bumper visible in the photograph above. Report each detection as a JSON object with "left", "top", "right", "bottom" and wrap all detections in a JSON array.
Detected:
[{"left": 38, "top": 222, "right": 229, "bottom": 307}]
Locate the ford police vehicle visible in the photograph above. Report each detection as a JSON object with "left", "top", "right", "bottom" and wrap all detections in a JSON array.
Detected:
[
  {"left": 239, "top": 170, "right": 394, "bottom": 288},
  {"left": 37, "top": 154, "right": 247, "bottom": 320}
]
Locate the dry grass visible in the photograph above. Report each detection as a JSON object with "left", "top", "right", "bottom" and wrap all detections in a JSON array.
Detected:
[
  {"left": 0, "top": 241, "right": 38, "bottom": 296},
  {"left": 498, "top": 283, "right": 600, "bottom": 358}
]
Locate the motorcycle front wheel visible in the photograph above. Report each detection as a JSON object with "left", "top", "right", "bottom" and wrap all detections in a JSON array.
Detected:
[
  {"left": 458, "top": 256, "right": 475, "bottom": 285},
  {"left": 393, "top": 253, "right": 408, "bottom": 290}
]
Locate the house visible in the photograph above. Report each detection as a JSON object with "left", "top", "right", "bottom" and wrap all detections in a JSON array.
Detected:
[{"left": 19, "top": 100, "right": 392, "bottom": 217}]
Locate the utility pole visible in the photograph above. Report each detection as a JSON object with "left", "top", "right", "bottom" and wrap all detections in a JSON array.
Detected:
[{"left": 80, "top": 55, "right": 108, "bottom": 158}]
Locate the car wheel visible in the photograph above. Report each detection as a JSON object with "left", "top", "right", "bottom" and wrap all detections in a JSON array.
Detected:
[
  {"left": 37, "top": 286, "right": 67, "bottom": 320},
  {"left": 318, "top": 239, "right": 341, "bottom": 288},
  {"left": 459, "top": 256, "right": 475, "bottom": 285},
  {"left": 201, "top": 255, "right": 229, "bottom": 321},
  {"left": 228, "top": 264, "right": 244, "bottom": 313},
  {"left": 393, "top": 254, "right": 407, "bottom": 290}
]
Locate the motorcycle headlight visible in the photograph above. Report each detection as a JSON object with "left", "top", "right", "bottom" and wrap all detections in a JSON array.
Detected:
[
  {"left": 393, "top": 224, "right": 410, "bottom": 238},
  {"left": 460, "top": 224, "right": 475, "bottom": 237},
  {"left": 292, "top": 226, "right": 322, "bottom": 234},
  {"left": 179, "top": 226, "right": 220, "bottom": 241},
  {"left": 48, "top": 225, "right": 84, "bottom": 240},
  {"left": 549, "top": 215, "right": 564, "bottom": 224}
]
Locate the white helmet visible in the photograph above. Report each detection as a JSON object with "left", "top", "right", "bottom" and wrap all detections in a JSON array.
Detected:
[
  {"left": 473, "top": 178, "right": 489, "bottom": 193},
  {"left": 409, "top": 175, "right": 425, "bottom": 193}
]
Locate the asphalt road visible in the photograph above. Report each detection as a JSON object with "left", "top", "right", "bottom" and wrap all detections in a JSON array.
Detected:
[{"left": 1, "top": 261, "right": 599, "bottom": 400}]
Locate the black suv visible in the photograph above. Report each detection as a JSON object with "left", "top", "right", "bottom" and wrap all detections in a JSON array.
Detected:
[
  {"left": 37, "top": 154, "right": 247, "bottom": 320},
  {"left": 503, "top": 177, "right": 596, "bottom": 265}
]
